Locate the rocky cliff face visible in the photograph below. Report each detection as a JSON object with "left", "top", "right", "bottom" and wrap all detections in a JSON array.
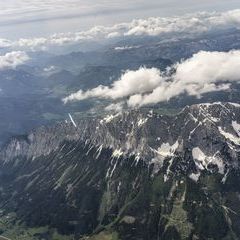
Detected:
[{"left": 0, "top": 102, "right": 240, "bottom": 239}]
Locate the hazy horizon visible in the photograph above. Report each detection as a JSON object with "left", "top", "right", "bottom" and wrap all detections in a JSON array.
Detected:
[{"left": 1, "top": 0, "right": 240, "bottom": 39}]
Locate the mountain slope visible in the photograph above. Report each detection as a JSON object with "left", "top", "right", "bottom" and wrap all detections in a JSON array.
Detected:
[{"left": 0, "top": 102, "right": 240, "bottom": 239}]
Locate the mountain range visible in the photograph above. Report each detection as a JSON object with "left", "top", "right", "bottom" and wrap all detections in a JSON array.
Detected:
[{"left": 0, "top": 102, "right": 240, "bottom": 239}]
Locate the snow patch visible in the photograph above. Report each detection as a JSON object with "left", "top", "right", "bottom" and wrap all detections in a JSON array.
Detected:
[
  {"left": 192, "top": 147, "right": 225, "bottom": 174},
  {"left": 16, "top": 141, "right": 21, "bottom": 151},
  {"left": 189, "top": 172, "right": 201, "bottom": 182},
  {"left": 150, "top": 156, "right": 164, "bottom": 175},
  {"left": 188, "top": 113, "right": 198, "bottom": 123},
  {"left": 137, "top": 118, "right": 148, "bottom": 127},
  {"left": 100, "top": 113, "right": 119, "bottom": 124},
  {"left": 221, "top": 169, "right": 229, "bottom": 184},
  {"left": 164, "top": 174, "right": 168, "bottom": 182},
  {"left": 204, "top": 116, "right": 220, "bottom": 123},
  {"left": 96, "top": 145, "right": 103, "bottom": 159},
  {"left": 218, "top": 127, "right": 240, "bottom": 145},
  {"left": 68, "top": 113, "right": 77, "bottom": 128},
  {"left": 189, "top": 122, "right": 202, "bottom": 139},
  {"left": 157, "top": 141, "right": 179, "bottom": 158},
  {"left": 54, "top": 165, "right": 73, "bottom": 190},
  {"left": 134, "top": 152, "right": 141, "bottom": 164},
  {"left": 229, "top": 102, "right": 240, "bottom": 108},
  {"left": 107, "top": 158, "right": 120, "bottom": 178},
  {"left": 112, "top": 149, "right": 123, "bottom": 158},
  {"left": 117, "top": 181, "right": 122, "bottom": 193},
  {"left": 147, "top": 110, "right": 153, "bottom": 118},
  {"left": 232, "top": 121, "right": 240, "bottom": 137},
  {"left": 114, "top": 45, "right": 140, "bottom": 51}
]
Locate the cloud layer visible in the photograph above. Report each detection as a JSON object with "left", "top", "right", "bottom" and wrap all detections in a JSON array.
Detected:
[
  {"left": 1, "top": 9, "right": 240, "bottom": 51},
  {"left": 63, "top": 50, "right": 240, "bottom": 107},
  {"left": 0, "top": 51, "right": 29, "bottom": 70}
]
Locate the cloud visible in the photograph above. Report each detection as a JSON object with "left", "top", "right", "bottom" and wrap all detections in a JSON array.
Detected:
[
  {"left": 0, "top": 51, "right": 30, "bottom": 70},
  {"left": 43, "top": 65, "right": 56, "bottom": 72},
  {"left": 63, "top": 50, "right": 240, "bottom": 107},
  {"left": 2, "top": 9, "right": 240, "bottom": 51},
  {"left": 128, "top": 50, "right": 240, "bottom": 106},
  {"left": 17, "top": 38, "right": 48, "bottom": 49},
  {"left": 114, "top": 45, "right": 140, "bottom": 51},
  {"left": 0, "top": 39, "right": 12, "bottom": 48},
  {"left": 105, "top": 102, "right": 124, "bottom": 112},
  {"left": 63, "top": 67, "right": 165, "bottom": 103},
  {"left": 123, "top": 10, "right": 240, "bottom": 37}
]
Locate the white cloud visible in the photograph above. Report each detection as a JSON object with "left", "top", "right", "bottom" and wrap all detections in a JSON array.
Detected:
[
  {"left": 17, "top": 38, "right": 47, "bottom": 49},
  {"left": 114, "top": 45, "right": 140, "bottom": 51},
  {"left": 0, "top": 51, "right": 30, "bottom": 70},
  {"left": 105, "top": 102, "right": 124, "bottom": 112},
  {"left": 63, "top": 50, "right": 240, "bottom": 107},
  {"left": 43, "top": 65, "right": 56, "bottom": 72},
  {"left": 63, "top": 67, "right": 165, "bottom": 103},
  {"left": 2, "top": 9, "right": 240, "bottom": 51},
  {"left": 0, "top": 39, "right": 12, "bottom": 48},
  {"left": 123, "top": 10, "right": 240, "bottom": 37},
  {"left": 128, "top": 83, "right": 230, "bottom": 107},
  {"left": 128, "top": 50, "right": 240, "bottom": 106}
]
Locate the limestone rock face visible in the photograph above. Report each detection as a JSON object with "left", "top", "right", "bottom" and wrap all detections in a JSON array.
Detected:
[{"left": 0, "top": 102, "right": 240, "bottom": 239}]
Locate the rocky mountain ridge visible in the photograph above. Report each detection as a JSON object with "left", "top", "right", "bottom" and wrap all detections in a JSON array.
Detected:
[
  {"left": 0, "top": 102, "right": 240, "bottom": 239},
  {"left": 2, "top": 102, "right": 240, "bottom": 177}
]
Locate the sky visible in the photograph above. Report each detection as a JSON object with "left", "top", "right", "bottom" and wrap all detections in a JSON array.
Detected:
[{"left": 1, "top": 0, "right": 240, "bottom": 39}]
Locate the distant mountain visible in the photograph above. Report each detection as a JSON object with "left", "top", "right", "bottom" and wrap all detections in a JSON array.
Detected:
[
  {"left": 0, "top": 69, "right": 43, "bottom": 97},
  {"left": 0, "top": 102, "right": 240, "bottom": 239},
  {"left": 46, "top": 66, "right": 121, "bottom": 96},
  {"left": 109, "top": 28, "right": 240, "bottom": 62},
  {"left": 44, "top": 28, "right": 240, "bottom": 74}
]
